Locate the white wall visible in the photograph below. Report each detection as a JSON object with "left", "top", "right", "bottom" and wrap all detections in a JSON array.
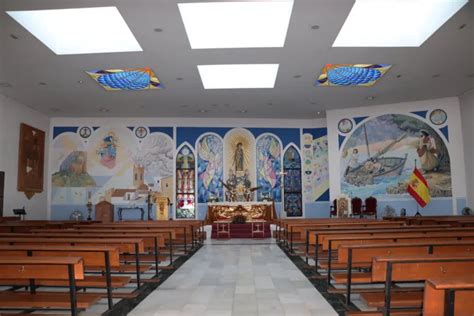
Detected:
[
  {"left": 0, "top": 94, "right": 50, "bottom": 219},
  {"left": 460, "top": 90, "right": 474, "bottom": 207}
]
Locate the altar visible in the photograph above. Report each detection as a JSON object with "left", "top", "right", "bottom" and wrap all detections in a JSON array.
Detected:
[{"left": 205, "top": 201, "right": 276, "bottom": 224}]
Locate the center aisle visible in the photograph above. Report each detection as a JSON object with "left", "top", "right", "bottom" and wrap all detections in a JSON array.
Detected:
[{"left": 130, "top": 239, "right": 338, "bottom": 316}]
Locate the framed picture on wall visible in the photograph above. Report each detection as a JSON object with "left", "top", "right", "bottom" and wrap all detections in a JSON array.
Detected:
[{"left": 17, "top": 123, "right": 45, "bottom": 199}]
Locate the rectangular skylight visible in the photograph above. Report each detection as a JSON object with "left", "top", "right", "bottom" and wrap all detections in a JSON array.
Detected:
[
  {"left": 333, "top": 0, "right": 468, "bottom": 47},
  {"left": 6, "top": 7, "right": 142, "bottom": 55},
  {"left": 178, "top": 1, "right": 294, "bottom": 49},
  {"left": 197, "top": 64, "right": 279, "bottom": 89}
]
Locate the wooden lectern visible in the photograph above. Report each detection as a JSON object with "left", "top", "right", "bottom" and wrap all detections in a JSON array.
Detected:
[
  {"left": 155, "top": 196, "right": 170, "bottom": 220},
  {"left": 95, "top": 201, "right": 114, "bottom": 223}
]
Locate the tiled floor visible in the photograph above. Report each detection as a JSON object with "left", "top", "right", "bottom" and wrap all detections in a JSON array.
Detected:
[{"left": 129, "top": 239, "right": 338, "bottom": 316}]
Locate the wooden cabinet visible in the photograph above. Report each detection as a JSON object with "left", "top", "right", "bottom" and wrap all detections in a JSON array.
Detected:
[{"left": 95, "top": 201, "right": 114, "bottom": 223}]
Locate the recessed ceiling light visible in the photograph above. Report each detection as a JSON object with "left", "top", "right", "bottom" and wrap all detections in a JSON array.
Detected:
[
  {"left": 154, "top": 28, "right": 163, "bottom": 32},
  {"left": 459, "top": 23, "right": 467, "bottom": 29},
  {"left": 99, "top": 107, "right": 110, "bottom": 113},
  {"left": 77, "top": 80, "right": 84, "bottom": 84},
  {"left": 6, "top": 7, "right": 142, "bottom": 55},
  {"left": 468, "top": 73, "right": 474, "bottom": 78},
  {"left": 240, "top": 110, "right": 247, "bottom": 113},
  {"left": 267, "top": 102, "right": 273, "bottom": 106},
  {"left": 333, "top": 0, "right": 468, "bottom": 47},
  {"left": 38, "top": 82, "right": 47, "bottom": 86},
  {"left": 311, "top": 25, "right": 320, "bottom": 30},
  {"left": 178, "top": 1, "right": 294, "bottom": 49},
  {"left": 176, "top": 77, "right": 184, "bottom": 81},
  {"left": 310, "top": 102, "right": 318, "bottom": 105},
  {"left": 50, "top": 107, "right": 60, "bottom": 112},
  {"left": 197, "top": 64, "right": 279, "bottom": 89},
  {"left": 396, "top": 74, "right": 402, "bottom": 78},
  {"left": 293, "top": 75, "right": 302, "bottom": 78},
  {"left": 432, "top": 74, "right": 441, "bottom": 78},
  {"left": 9, "top": 34, "right": 18, "bottom": 40},
  {"left": 198, "top": 109, "right": 207, "bottom": 113},
  {"left": 316, "top": 111, "right": 321, "bottom": 115},
  {"left": 366, "top": 96, "right": 375, "bottom": 100}
]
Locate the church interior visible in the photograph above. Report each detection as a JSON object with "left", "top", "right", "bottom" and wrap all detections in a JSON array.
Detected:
[{"left": 0, "top": 0, "right": 473, "bottom": 315}]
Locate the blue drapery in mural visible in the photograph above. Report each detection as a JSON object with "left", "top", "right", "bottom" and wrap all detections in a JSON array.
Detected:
[
  {"left": 283, "top": 146, "right": 302, "bottom": 217},
  {"left": 197, "top": 135, "right": 224, "bottom": 203},
  {"left": 256, "top": 135, "right": 282, "bottom": 202},
  {"left": 176, "top": 145, "right": 196, "bottom": 219}
]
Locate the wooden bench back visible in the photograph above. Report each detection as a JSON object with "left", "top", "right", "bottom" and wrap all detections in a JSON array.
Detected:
[
  {"left": 0, "top": 245, "right": 121, "bottom": 268},
  {"left": 0, "top": 256, "right": 84, "bottom": 280}
]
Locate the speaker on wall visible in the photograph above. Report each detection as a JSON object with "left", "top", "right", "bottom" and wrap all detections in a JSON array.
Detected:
[{"left": 0, "top": 171, "right": 4, "bottom": 216}]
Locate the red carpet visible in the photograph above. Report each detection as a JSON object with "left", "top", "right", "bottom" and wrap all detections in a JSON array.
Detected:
[{"left": 211, "top": 223, "right": 271, "bottom": 239}]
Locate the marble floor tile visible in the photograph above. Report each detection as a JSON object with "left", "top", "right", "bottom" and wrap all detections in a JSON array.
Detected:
[{"left": 130, "top": 238, "right": 337, "bottom": 316}]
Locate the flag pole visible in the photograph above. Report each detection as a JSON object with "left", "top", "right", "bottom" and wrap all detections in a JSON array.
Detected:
[{"left": 414, "top": 159, "right": 422, "bottom": 217}]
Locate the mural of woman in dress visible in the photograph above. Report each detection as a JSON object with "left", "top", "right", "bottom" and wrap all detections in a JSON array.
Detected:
[
  {"left": 197, "top": 134, "right": 223, "bottom": 202},
  {"left": 256, "top": 134, "right": 282, "bottom": 201},
  {"left": 97, "top": 132, "right": 118, "bottom": 169}
]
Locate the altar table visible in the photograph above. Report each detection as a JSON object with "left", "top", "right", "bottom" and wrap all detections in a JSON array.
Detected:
[{"left": 206, "top": 202, "right": 276, "bottom": 224}]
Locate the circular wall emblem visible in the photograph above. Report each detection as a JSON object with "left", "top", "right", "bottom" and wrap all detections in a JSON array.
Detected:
[
  {"left": 429, "top": 109, "right": 447, "bottom": 125},
  {"left": 78, "top": 127, "right": 91, "bottom": 139},
  {"left": 135, "top": 126, "right": 148, "bottom": 138},
  {"left": 338, "top": 118, "right": 353, "bottom": 134}
]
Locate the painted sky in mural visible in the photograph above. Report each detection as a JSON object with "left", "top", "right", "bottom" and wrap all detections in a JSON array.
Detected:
[
  {"left": 197, "top": 134, "right": 224, "bottom": 203},
  {"left": 341, "top": 114, "right": 451, "bottom": 199},
  {"left": 256, "top": 134, "right": 282, "bottom": 202},
  {"left": 51, "top": 126, "right": 174, "bottom": 210}
]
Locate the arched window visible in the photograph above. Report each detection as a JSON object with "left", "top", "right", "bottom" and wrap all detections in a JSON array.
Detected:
[
  {"left": 176, "top": 145, "right": 196, "bottom": 219},
  {"left": 283, "top": 146, "right": 302, "bottom": 217}
]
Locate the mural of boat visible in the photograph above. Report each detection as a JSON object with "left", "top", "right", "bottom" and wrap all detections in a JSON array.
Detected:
[{"left": 344, "top": 124, "right": 408, "bottom": 186}]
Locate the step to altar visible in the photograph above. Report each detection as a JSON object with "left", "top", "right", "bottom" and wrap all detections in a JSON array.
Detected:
[{"left": 211, "top": 223, "right": 271, "bottom": 239}]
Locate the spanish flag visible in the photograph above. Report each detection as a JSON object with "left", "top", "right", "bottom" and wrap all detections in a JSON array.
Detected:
[{"left": 407, "top": 168, "right": 431, "bottom": 208}]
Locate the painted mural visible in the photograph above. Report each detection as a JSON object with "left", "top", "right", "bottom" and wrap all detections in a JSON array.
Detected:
[
  {"left": 51, "top": 126, "right": 174, "bottom": 216},
  {"left": 256, "top": 134, "right": 282, "bottom": 202},
  {"left": 341, "top": 114, "right": 452, "bottom": 199},
  {"left": 176, "top": 145, "right": 196, "bottom": 218},
  {"left": 197, "top": 134, "right": 224, "bottom": 203},
  {"left": 316, "top": 64, "right": 391, "bottom": 87},
  {"left": 86, "top": 67, "right": 162, "bottom": 91},
  {"left": 302, "top": 132, "right": 329, "bottom": 202},
  {"left": 283, "top": 146, "right": 302, "bottom": 216}
]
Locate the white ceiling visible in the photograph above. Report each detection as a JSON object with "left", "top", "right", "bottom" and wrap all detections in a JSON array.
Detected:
[{"left": 0, "top": 0, "right": 473, "bottom": 119}]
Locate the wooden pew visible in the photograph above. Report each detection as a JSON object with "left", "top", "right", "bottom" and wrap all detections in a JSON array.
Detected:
[
  {"left": 311, "top": 228, "right": 474, "bottom": 274},
  {"left": 305, "top": 224, "right": 453, "bottom": 265},
  {"left": 0, "top": 237, "right": 147, "bottom": 289},
  {"left": 0, "top": 244, "right": 126, "bottom": 309},
  {"left": 323, "top": 232, "right": 474, "bottom": 284},
  {"left": 423, "top": 276, "right": 474, "bottom": 316},
  {"left": 360, "top": 256, "right": 474, "bottom": 315},
  {"left": 30, "top": 228, "right": 173, "bottom": 267},
  {"left": 77, "top": 222, "right": 200, "bottom": 254},
  {"left": 333, "top": 241, "right": 474, "bottom": 305},
  {"left": 0, "top": 256, "right": 101, "bottom": 316}
]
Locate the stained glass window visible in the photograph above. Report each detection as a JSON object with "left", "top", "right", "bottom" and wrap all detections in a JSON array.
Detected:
[
  {"left": 283, "top": 146, "right": 302, "bottom": 217},
  {"left": 176, "top": 145, "right": 196, "bottom": 219}
]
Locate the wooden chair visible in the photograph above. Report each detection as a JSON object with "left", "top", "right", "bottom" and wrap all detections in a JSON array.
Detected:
[
  {"left": 351, "top": 197, "right": 363, "bottom": 218},
  {"left": 363, "top": 196, "right": 377, "bottom": 218}
]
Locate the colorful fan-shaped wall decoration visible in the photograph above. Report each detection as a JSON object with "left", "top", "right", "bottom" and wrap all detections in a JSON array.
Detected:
[
  {"left": 316, "top": 64, "right": 391, "bottom": 87},
  {"left": 86, "top": 67, "right": 162, "bottom": 91}
]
